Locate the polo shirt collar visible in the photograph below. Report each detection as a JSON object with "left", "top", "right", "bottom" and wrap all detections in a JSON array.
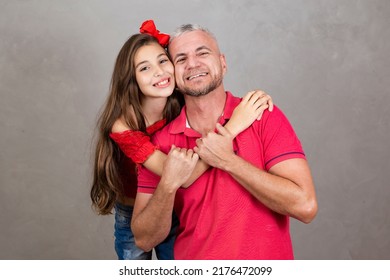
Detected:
[{"left": 169, "top": 91, "right": 240, "bottom": 137}]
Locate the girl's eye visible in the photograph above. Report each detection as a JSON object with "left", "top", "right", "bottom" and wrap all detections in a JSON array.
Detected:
[
  {"left": 139, "top": 66, "right": 149, "bottom": 72},
  {"left": 160, "top": 59, "right": 168, "bottom": 64}
]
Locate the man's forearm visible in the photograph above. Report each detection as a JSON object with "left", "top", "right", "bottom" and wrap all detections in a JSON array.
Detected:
[
  {"left": 131, "top": 185, "right": 177, "bottom": 252},
  {"left": 222, "top": 154, "right": 317, "bottom": 223}
]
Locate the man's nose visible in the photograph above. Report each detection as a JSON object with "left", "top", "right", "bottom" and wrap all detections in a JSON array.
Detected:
[{"left": 186, "top": 55, "right": 200, "bottom": 68}]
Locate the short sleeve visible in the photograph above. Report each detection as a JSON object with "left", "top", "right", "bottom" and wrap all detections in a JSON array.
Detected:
[
  {"left": 137, "top": 165, "right": 160, "bottom": 194},
  {"left": 261, "top": 106, "right": 306, "bottom": 170},
  {"left": 110, "top": 130, "right": 158, "bottom": 164}
]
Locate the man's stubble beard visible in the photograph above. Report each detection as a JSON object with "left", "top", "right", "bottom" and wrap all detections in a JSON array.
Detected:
[{"left": 178, "top": 74, "right": 223, "bottom": 97}]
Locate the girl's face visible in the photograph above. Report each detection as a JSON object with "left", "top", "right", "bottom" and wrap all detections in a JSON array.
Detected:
[{"left": 134, "top": 43, "right": 175, "bottom": 100}]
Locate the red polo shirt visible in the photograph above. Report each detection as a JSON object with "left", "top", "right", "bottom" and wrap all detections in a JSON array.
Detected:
[{"left": 138, "top": 91, "right": 306, "bottom": 259}]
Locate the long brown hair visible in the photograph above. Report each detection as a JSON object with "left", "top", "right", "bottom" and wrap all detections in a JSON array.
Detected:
[{"left": 90, "top": 33, "right": 183, "bottom": 215}]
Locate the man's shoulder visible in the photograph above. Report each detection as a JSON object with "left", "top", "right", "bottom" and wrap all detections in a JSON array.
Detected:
[
  {"left": 265, "top": 105, "right": 289, "bottom": 122},
  {"left": 153, "top": 122, "right": 171, "bottom": 137},
  {"left": 151, "top": 120, "right": 177, "bottom": 143},
  {"left": 154, "top": 107, "right": 186, "bottom": 140},
  {"left": 226, "top": 91, "right": 242, "bottom": 103}
]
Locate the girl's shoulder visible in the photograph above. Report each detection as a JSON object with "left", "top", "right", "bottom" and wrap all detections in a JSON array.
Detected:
[{"left": 111, "top": 117, "right": 132, "bottom": 133}]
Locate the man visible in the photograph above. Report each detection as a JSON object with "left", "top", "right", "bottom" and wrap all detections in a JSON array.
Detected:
[{"left": 131, "top": 24, "right": 318, "bottom": 259}]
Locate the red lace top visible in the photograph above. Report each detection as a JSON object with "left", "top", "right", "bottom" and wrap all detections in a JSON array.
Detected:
[
  {"left": 110, "top": 119, "right": 166, "bottom": 199},
  {"left": 109, "top": 119, "right": 166, "bottom": 164}
]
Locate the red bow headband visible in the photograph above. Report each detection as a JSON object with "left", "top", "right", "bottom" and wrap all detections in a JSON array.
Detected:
[{"left": 140, "top": 20, "right": 170, "bottom": 47}]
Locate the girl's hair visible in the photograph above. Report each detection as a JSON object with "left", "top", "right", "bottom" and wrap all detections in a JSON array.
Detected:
[{"left": 90, "top": 33, "right": 183, "bottom": 215}]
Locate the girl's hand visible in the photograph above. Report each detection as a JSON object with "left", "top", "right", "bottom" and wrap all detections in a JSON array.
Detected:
[
  {"left": 224, "top": 90, "right": 273, "bottom": 137},
  {"left": 160, "top": 145, "right": 199, "bottom": 191}
]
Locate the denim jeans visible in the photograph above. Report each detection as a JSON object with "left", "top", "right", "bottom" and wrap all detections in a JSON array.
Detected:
[{"left": 114, "top": 202, "right": 178, "bottom": 260}]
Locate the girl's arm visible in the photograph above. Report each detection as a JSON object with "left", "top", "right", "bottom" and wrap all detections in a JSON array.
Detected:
[
  {"left": 111, "top": 118, "right": 207, "bottom": 188},
  {"left": 143, "top": 150, "right": 207, "bottom": 188},
  {"left": 112, "top": 90, "right": 273, "bottom": 188}
]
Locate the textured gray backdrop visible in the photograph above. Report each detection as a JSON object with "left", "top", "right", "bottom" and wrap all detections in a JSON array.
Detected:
[{"left": 1, "top": 0, "right": 389, "bottom": 259}]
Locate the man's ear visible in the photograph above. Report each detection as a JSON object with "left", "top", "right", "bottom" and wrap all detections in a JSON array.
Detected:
[{"left": 220, "top": 53, "right": 227, "bottom": 75}]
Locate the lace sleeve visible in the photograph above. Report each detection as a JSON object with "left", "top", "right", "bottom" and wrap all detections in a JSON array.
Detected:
[{"left": 110, "top": 130, "right": 158, "bottom": 164}]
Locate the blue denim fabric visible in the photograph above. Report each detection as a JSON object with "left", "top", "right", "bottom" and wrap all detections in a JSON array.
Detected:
[
  {"left": 154, "top": 211, "right": 179, "bottom": 259},
  {"left": 114, "top": 202, "right": 178, "bottom": 260}
]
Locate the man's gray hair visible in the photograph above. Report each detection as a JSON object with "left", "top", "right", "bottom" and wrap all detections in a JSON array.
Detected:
[{"left": 170, "top": 23, "right": 217, "bottom": 42}]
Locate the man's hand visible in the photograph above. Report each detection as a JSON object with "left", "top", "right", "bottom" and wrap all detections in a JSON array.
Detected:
[{"left": 194, "top": 123, "right": 235, "bottom": 170}]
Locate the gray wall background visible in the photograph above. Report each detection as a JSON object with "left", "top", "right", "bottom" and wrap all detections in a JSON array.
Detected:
[{"left": 1, "top": 0, "right": 389, "bottom": 260}]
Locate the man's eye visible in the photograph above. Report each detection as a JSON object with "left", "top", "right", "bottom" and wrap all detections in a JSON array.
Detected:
[
  {"left": 199, "top": 52, "right": 209, "bottom": 56},
  {"left": 176, "top": 57, "right": 186, "bottom": 64}
]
